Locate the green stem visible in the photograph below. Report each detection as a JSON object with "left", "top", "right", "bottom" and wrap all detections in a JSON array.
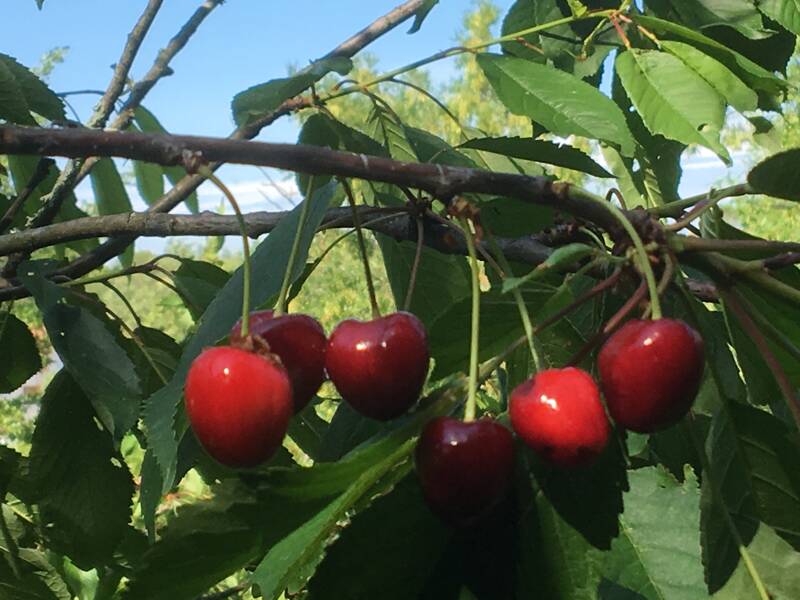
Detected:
[
  {"left": 571, "top": 187, "right": 661, "bottom": 319},
  {"left": 649, "top": 184, "right": 751, "bottom": 218},
  {"left": 461, "top": 218, "right": 482, "bottom": 422},
  {"left": 684, "top": 413, "right": 771, "bottom": 600},
  {"left": 275, "top": 177, "right": 315, "bottom": 317},
  {"left": 198, "top": 167, "right": 252, "bottom": 336},
  {"left": 325, "top": 10, "right": 614, "bottom": 104},
  {"left": 484, "top": 227, "right": 542, "bottom": 372},
  {"left": 710, "top": 253, "right": 800, "bottom": 305},
  {"left": 403, "top": 215, "right": 425, "bottom": 312},
  {"left": 341, "top": 179, "right": 380, "bottom": 319}
]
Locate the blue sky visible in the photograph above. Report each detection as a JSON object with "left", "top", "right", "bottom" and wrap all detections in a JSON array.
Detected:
[{"left": 4, "top": 1, "right": 744, "bottom": 252}]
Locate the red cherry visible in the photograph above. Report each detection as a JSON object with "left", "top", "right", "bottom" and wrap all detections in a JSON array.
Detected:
[
  {"left": 598, "top": 318, "right": 704, "bottom": 433},
  {"left": 510, "top": 367, "right": 610, "bottom": 468},
  {"left": 415, "top": 416, "right": 514, "bottom": 525},
  {"left": 325, "top": 312, "right": 429, "bottom": 420},
  {"left": 184, "top": 346, "right": 292, "bottom": 467},
  {"left": 230, "top": 310, "right": 326, "bottom": 413}
]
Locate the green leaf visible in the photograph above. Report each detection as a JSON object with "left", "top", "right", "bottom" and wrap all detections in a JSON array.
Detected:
[
  {"left": 143, "top": 183, "right": 336, "bottom": 494},
  {"left": 404, "top": 126, "right": 477, "bottom": 167},
  {"left": 133, "top": 107, "right": 199, "bottom": 213},
  {"left": 631, "top": 15, "right": 787, "bottom": 98},
  {"left": 18, "top": 264, "right": 141, "bottom": 441},
  {"left": 0, "top": 312, "right": 41, "bottom": 393},
  {"left": 477, "top": 53, "right": 635, "bottom": 155},
  {"left": 0, "top": 58, "right": 35, "bottom": 124},
  {"left": 758, "top": 0, "right": 800, "bottom": 35},
  {"left": 712, "top": 523, "right": 800, "bottom": 600},
  {"left": 460, "top": 137, "right": 613, "bottom": 178},
  {"left": 747, "top": 149, "right": 800, "bottom": 202},
  {"left": 306, "top": 478, "right": 451, "bottom": 599},
  {"left": 500, "top": 0, "right": 547, "bottom": 62},
  {"left": 368, "top": 103, "right": 417, "bottom": 163},
  {"left": 89, "top": 158, "right": 133, "bottom": 216},
  {"left": 377, "top": 235, "right": 472, "bottom": 329},
  {"left": 408, "top": 0, "right": 438, "bottom": 33},
  {"left": 28, "top": 372, "right": 134, "bottom": 569},
  {"left": 616, "top": 49, "right": 730, "bottom": 165},
  {"left": 251, "top": 438, "right": 416, "bottom": 599},
  {"left": 502, "top": 244, "right": 594, "bottom": 293},
  {"left": 172, "top": 258, "right": 231, "bottom": 320},
  {"left": 0, "top": 53, "right": 65, "bottom": 123},
  {"left": 232, "top": 57, "right": 352, "bottom": 126},
  {"left": 132, "top": 158, "right": 164, "bottom": 207},
  {"left": 660, "top": 41, "right": 758, "bottom": 113},
  {"left": 0, "top": 548, "right": 71, "bottom": 600}
]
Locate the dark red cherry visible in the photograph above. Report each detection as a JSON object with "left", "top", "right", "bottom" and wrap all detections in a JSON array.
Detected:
[
  {"left": 325, "top": 312, "right": 429, "bottom": 421},
  {"left": 510, "top": 367, "right": 610, "bottom": 468},
  {"left": 598, "top": 318, "right": 704, "bottom": 433},
  {"left": 184, "top": 346, "right": 292, "bottom": 468},
  {"left": 415, "top": 416, "right": 515, "bottom": 525},
  {"left": 230, "top": 310, "right": 326, "bottom": 413}
]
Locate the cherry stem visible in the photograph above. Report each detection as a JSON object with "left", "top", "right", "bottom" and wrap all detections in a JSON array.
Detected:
[
  {"left": 483, "top": 226, "right": 542, "bottom": 372},
  {"left": 341, "top": 179, "right": 380, "bottom": 319},
  {"left": 198, "top": 167, "right": 251, "bottom": 337},
  {"left": 403, "top": 214, "right": 424, "bottom": 312},
  {"left": 460, "top": 217, "right": 482, "bottom": 423},
  {"left": 571, "top": 187, "right": 661, "bottom": 319},
  {"left": 275, "top": 177, "right": 315, "bottom": 318}
]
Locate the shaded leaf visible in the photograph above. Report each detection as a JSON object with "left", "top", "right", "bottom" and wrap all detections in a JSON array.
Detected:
[
  {"left": 172, "top": 258, "right": 231, "bottom": 320},
  {"left": 28, "top": 372, "right": 134, "bottom": 569},
  {"left": 757, "top": 0, "right": 800, "bottom": 35},
  {"left": 0, "top": 312, "right": 41, "bottom": 393},
  {"left": 477, "top": 53, "right": 635, "bottom": 155},
  {"left": 0, "top": 53, "right": 64, "bottom": 123},
  {"left": 747, "top": 149, "right": 800, "bottom": 202},
  {"left": 460, "top": 136, "right": 613, "bottom": 178},
  {"left": 502, "top": 244, "right": 594, "bottom": 293}
]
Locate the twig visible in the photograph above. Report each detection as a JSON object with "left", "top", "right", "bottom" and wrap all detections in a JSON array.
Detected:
[{"left": 649, "top": 184, "right": 750, "bottom": 218}]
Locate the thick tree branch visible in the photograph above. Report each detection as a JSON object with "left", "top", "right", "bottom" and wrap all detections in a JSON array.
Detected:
[
  {"left": 0, "top": 207, "right": 554, "bottom": 269},
  {"left": 0, "top": 126, "right": 619, "bottom": 231}
]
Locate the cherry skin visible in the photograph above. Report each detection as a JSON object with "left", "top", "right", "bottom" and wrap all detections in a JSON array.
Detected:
[
  {"left": 598, "top": 318, "right": 704, "bottom": 433},
  {"left": 510, "top": 367, "right": 610, "bottom": 468},
  {"left": 230, "top": 310, "right": 326, "bottom": 413},
  {"left": 415, "top": 416, "right": 515, "bottom": 526},
  {"left": 325, "top": 312, "right": 429, "bottom": 421},
  {"left": 184, "top": 345, "right": 292, "bottom": 468}
]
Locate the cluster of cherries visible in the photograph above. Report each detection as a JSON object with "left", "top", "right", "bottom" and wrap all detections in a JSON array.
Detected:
[{"left": 184, "top": 309, "right": 704, "bottom": 526}]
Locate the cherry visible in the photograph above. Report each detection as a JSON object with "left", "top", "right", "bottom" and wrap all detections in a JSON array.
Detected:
[
  {"left": 510, "top": 367, "right": 610, "bottom": 468},
  {"left": 415, "top": 416, "right": 514, "bottom": 525},
  {"left": 598, "top": 318, "right": 704, "bottom": 433},
  {"left": 230, "top": 310, "right": 326, "bottom": 413},
  {"left": 325, "top": 312, "right": 429, "bottom": 421},
  {"left": 184, "top": 345, "right": 292, "bottom": 468}
]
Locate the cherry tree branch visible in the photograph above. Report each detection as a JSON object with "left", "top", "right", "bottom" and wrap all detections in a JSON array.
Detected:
[{"left": 0, "top": 207, "right": 555, "bottom": 271}]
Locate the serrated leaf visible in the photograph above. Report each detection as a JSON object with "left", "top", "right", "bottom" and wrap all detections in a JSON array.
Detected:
[
  {"left": 461, "top": 136, "right": 613, "bottom": 178},
  {"left": 368, "top": 103, "right": 416, "bottom": 163},
  {"left": 306, "top": 478, "right": 450, "bottom": 600},
  {"left": 18, "top": 264, "right": 141, "bottom": 441},
  {"left": 0, "top": 58, "right": 35, "bottom": 124},
  {"left": 712, "top": 523, "right": 800, "bottom": 600},
  {"left": 143, "top": 183, "right": 336, "bottom": 494},
  {"left": 758, "top": 0, "right": 800, "bottom": 35},
  {"left": 28, "top": 372, "right": 134, "bottom": 569},
  {"left": 0, "top": 53, "right": 64, "bottom": 123},
  {"left": 133, "top": 106, "right": 199, "bottom": 213},
  {"left": 232, "top": 57, "right": 352, "bottom": 126},
  {"left": 251, "top": 437, "right": 415, "bottom": 599},
  {"left": 404, "top": 126, "right": 476, "bottom": 167},
  {"left": 477, "top": 53, "right": 635, "bottom": 155},
  {"left": 747, "top": 149, "right": 800, "bottom": 202},
  {"left": 660, "top": 41, "right": 757, "bottom": 113},
  {"left": 408, "top": 0, "right": 438, "bottom": 33},
  {"left": 603, "top": 466, "right": 706, "bottom": 599},
  {"left": 172, "top": 258, "right": 230, "bottom": 320},
  {"left": 616, "top": 49, "right": 730, "bottom": 164},
  {"left": 0, "top": 548, "right": 71, "bottom": 600},
  {"left": 0, "top": 312, "right": 41, "bottom": 393},
  {"left": 632, "top": 15, "right": 787, "bottom": 97}
]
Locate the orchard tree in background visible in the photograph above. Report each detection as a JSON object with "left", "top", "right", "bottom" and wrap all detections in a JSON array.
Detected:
[{"left": 1, "top": 0, "right": 800, "bottom": 598}]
